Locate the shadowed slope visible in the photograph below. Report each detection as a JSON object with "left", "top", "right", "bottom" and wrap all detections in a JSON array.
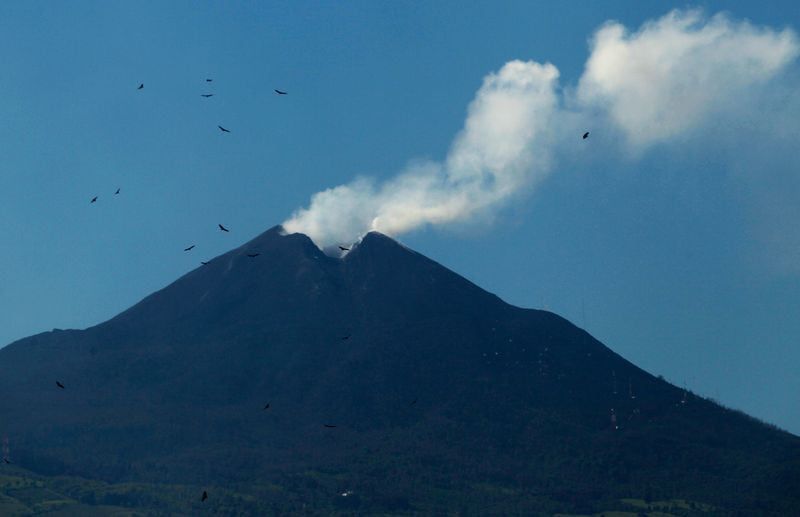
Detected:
[{"left": 0, "top": 226, "right": 798, "bottom": 514}]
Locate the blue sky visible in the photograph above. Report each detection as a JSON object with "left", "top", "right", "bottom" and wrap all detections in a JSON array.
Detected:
[{"left": 1, "top": 1, "right": 798, "bottom": 434}]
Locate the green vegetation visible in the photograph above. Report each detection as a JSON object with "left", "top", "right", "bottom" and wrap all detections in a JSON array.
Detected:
[{"left": 0, "top": 466, "right": 774, "bottom": 516}]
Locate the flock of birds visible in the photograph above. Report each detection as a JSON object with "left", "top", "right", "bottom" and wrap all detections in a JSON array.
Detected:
[
  {"left": 0, "top": 78, "right": 301, "bottom": 503},
  {"left": 3, "top": 78, "right": 596, "bottom": 503},
  {"left": 86, "top": 80, "right": 295, "bottom": 272}
]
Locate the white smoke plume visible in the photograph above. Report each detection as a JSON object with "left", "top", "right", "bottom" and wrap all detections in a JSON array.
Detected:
[
  {"left": 576, "top": 9, "right": 799, "bottom": 150},
  {"left": 283, "top": 9, "right": 798, "bottom": 250},
  {"left": 283, "top": 60, "right": 560, "bottom": 248}
]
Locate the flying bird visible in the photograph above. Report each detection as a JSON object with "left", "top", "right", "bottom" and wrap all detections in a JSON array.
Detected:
[
  {"left": 114, "top": 188, "right": 120, "bottom": 195},
  {"left": 582, "top": 131, "right": 590, "bottom": 139},
  {"left": 184, "top": 245, "right": 195, "bottom": 252},
  {"left": 90, "top": 196, "right": 97, "bottom": 203},
  {"left": 200, "top": 261, "right": 209, "bottom": 265},
  {"left": 263, "top": 403, "right": 270, "bottom": 410},
  {"left": 137, "top": 83, "right": 144, "bottom": 90},
  {"left": 218, "top": 224, "right": 229, "bottom": 232},
  {"left": 201, "top": 94, "right": 214, "bottom": 98},
  {"left": 323, "top": 424, "right": 337, "bottom": 428},
  {"left": 56, "top": 381, "right": 65, "bottom": 389},
  {"left": 274, "top": 89, "right": 288, "bottom": 95},
  {"left": 217, "top": 125, "right": 231, "bottom": 133},
  {"left": 410, "top": 398, "right": 418, "bottom": 406},
  {"left": 2, "top": 458, "right": 10, "bottom": 464},
  {"left": 338, "top": 246, "right": 350, "bottom": 251},
  {"left": 206, "top": 78, "right": 213, "bottom": 82},
  {"left": 341, "top": 335, "right": 350, "bottom": 341},
  {"left": 247, "top": 253, "right": 260, "bottom": 258},
  {"left": 201, "top": 491, "right": 208, "bottom": 502}
]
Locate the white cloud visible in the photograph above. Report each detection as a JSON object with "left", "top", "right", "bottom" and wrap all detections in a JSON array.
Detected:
[
  {"left": 284, "top": 9, "right": 799, "bottom": 253},
  {"left": 576, "top": 9, "right": 799, "bottom": 150}
]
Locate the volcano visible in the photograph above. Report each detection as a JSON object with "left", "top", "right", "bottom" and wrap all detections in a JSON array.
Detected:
[{"left": 0, "top": 226, "right": 798, "bottom": 514}]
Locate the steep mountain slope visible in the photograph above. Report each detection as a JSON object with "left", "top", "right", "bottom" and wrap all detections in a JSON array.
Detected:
[{"left": 0, "top": 226, "right": 798, "bottom": 514}]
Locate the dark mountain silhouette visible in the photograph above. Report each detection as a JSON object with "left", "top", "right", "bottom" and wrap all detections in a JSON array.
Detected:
[{"left": 0, "top": 225, "right": 798, "bottom": 514}]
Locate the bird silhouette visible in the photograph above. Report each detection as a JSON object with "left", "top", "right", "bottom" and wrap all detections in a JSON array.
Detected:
[
  {"left": 341, "top": 335, "right": 351, "bottom": 341},
  {"left": 201, "top": 94, "right": 214, "bottom": 98},
  {"left": 114, "top": 188, "right": 120, "bottom": 195},
  {"left": 338, "top": 246, "right": 350, "bottom": 251},
  {"left": 184, "top": 245, "right": 195, "bottom": 252},
  {"left": 200, "top": 261, "right": 209, "bottom": 265},
  {"left": 218, "top": 224, "right": 229, "bottom": 232},
  {"left": 56, "top": 381, "right": 65, "bottom": 389},
  {"left": 2, "top": 458, "right": 10, "bottom": 464},
  {"left": 274, "top": 89, "right": 288, "bottom": 95},
  {"left": 582, "top": 131, "right": 590, "bottom": 139},
  {"left": 410, "top": 398, "right": 418, "bottom": 406},
  {"left": 137, "top": 83, "right": 144, "bottom": 90},
  {"left": 323, "top": 424, "right": 337, "bottom": 428},
  {"left": 206, "top": 79, "right": 213, "bottom": 82},
  {"left": 90, "top": 196, "right": 97, "bottom": 204},
  {"left": 201, "top": 491, "right": 208, "bottom": 502},
  {"left": 263, "top": 403, "right": 271, "bottom": 410},
  {"left": 246, "top": 253, "right": 260, "bottom": 258},
  {"left": 217, "top": 125, "right": 231, "bottom": 133}
]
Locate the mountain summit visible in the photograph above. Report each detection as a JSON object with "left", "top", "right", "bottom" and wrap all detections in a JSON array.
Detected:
[{"left": 0, "top": 227, "right": 798, "bottom": 514}]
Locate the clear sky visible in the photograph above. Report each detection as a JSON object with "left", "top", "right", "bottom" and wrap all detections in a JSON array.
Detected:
[{"left": 1, "top": 1, "right": 798, "bottom": 434}]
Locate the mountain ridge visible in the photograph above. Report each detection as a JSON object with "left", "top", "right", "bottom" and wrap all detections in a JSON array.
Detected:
[{"left": 0, "top": 226, "right": 798, "bottom": 514}]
